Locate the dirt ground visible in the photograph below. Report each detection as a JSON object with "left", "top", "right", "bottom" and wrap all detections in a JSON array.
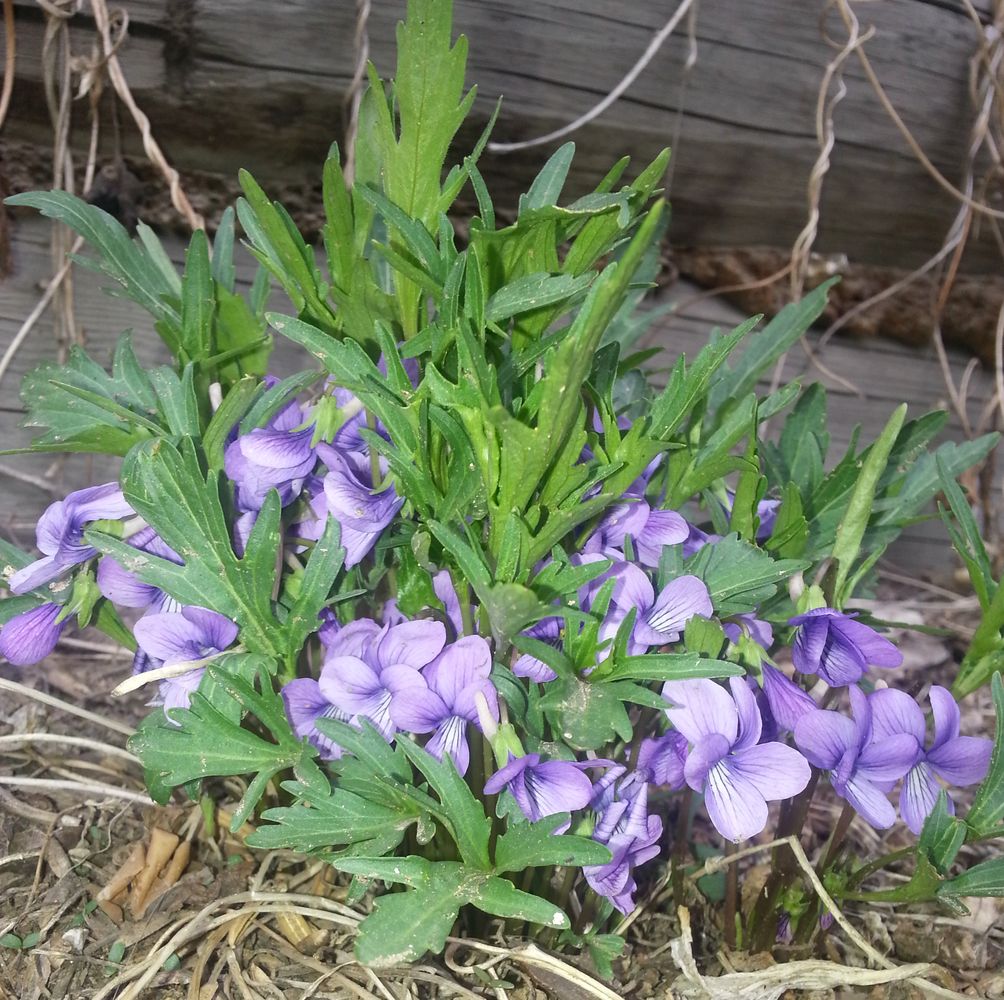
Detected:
[{"left": 1, "top": 575, "right": 1002, "bottom": 1000}]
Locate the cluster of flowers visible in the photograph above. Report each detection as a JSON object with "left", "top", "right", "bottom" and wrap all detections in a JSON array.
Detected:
[{"left": 0, "top": 379, "right": 992, "bottom": 917}]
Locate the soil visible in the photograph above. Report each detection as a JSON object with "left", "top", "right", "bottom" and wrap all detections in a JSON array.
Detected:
[{"left": 1, "top": 579, "right": 1001, "bottom": 1000}]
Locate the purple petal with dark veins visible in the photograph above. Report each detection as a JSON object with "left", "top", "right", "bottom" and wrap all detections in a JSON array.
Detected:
[
  {"left": 926, "top": 736, "right": 992, "bottom": 786},
  {"left": 662, "top": 678, "right": 738, "bottom": 746},
  {"left": 794, "top": 710, "right": 857, "bottom": 771},
  {"left": 0, "top": 602, "right": 68, "bottom": 665}
]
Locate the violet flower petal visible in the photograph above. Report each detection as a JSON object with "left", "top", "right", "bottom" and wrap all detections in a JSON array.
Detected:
[
  {"left": 926, "top": 736, "right": 992, "bottom": 786},
  {"left": 929, "top": 685, "right": 962, "bottom": 751},
  {"left": 761, "top": 664, "right": 816, "bottom": 733},
  {"left": 867, "top": 689, "right": 926, "bottom": 745},
  {"left": 704, "top": 760, "right": 771, "bottom": 842},
  {"left": 637, "top": 575, "right": 713, "bottom": 645},
  {"left": 0, "top": 602, "right": 68, "bottom": 665},
  {"left": 727, "top": 742, "right": 812, "bottom": 801},
  {"left": 662, "top": 678, "right": 738, "bottom": 746},
  {"left": 900, "top": 762, "right": 941, "bottom": 835},
  {"left": 794, "top": 710, "right": 857, "bottom": 771}
]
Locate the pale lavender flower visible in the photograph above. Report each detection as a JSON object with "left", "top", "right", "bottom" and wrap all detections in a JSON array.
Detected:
[
  {"left": 281, "top": 678, "right": 350, "bottom": 759},
  {"left": 315, "top": 445, "right": 403, "bottom": 568},
  {"left": 761, "top": 663, "right": 817, "bottom": 735},
  {"left": 224, "top": 399, "right": 317, "bottom": 512},
  {"left": 628, "top": 573, "right": 714, "bottom": 650},
  {"left": 96, "top": 526, "right": 181, "bottom": 609},
  {"left": 869, "top": 685, "right": 992, "bottom": 833},
  {"left": 388, "top": 635, "right": 498, "bottom": 775},
  {"left": 789, "top": 608, "right": 902, "bottom": 686},
  {"left": 512, "top": 616, "right": 562, "bottom": 683},
  {"left": 579, "top": 559, "right": 712, "bottom": 655},
  {"left": 635, "top": 731, "right": 688, "bottom": 789},
  {"left": 0, "top": 602, "right": 70, "bottom": 665},
  {"left": 432, "top": 569, "right": 466, "bottom": 637},
  {"left": 9, "top": 483, "right": 133, "bottom": 594},
  {"left": 133, "top": 606, "right": 239, "bottom": 715},
  {"left": 582, "top": 501, "right": 688, "bottom": 567},
  {"left": 484, "top": 754, "right": 612, "bottom": 829},
  {"left": 794, "top": 686, "right": 919, "bottom": 829},
  {"left": 585, "top": 783, "right": 663, "bottom": 913},
  {"left": 313, "top": 619, "right": 446, "bottom": 739},
  {"left": 663, "top": 677, "right": 811, "bottom": 842}
]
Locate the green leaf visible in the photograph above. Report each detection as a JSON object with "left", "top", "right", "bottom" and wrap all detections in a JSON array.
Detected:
[
  {"left": 283, "top": 517, "right": 344, "bottom": 661},
  {"left": 766, "top": 483, "right": 809, "bottom": 558},
  {"left": 485, "top": 272, "right": 593, "bottom": 325},
  {"left": 938, "top": 456, "right": 994, "bottom": 611},
  {"left": 685, "top": 534, "right": 807, "bottom": 617},
  {"left": 11, "top": 336, "right": 171, "bottom": 456},
  {"left": 596, "top": 651, "right": 742, "bottom": 684},
  {"left": 519, "top": 143, "right": 576, "bottom": 215},
  {"left": 350, "top": 864, "right": 465, "bottom": 967},
  {"left": 938, "top": 857, "right": 1004, "bottom": 898},
  {"left": 129, "top": 664, "right": 312, "bottom": 830},
  {"left": 474, "top": 875, "right": 569, "bottom": 928},
  {"left": 203, "top": 378, "right": 263, "bottom": 470},
  {"left": 918, "top": 792, "right": 966, "bottom": 876},
  {"left": 4, "top": 191, "right": 183, "bottom": 353},
  {"left": 540, "top": 676, "right": 632, "bottom": 751},
  {"left": 648, "top": 317, "right": 758, "bottom": 439},
  {"left": 708, "top": 281, "right": 835, "bottom": 410},
  {"left": 87, "top": 438, "right": 284, "bottom": 660},
  {"left": 494, "top": 816, "right": 612, "bottom": 873},
  {"left": 249, "top": 779, "right": 420, "bottom": 854},
  {"left": 966, "top": 673, "right": 1004, "bottom": 835},
  {"left": 180, "top": 229, "right": 215, "bottom": 362},
  {"left": 828, "top": 404, "right": 907, "bottom": 605},
  {"left": 397, "top": 737, "right": 491, "bottom": 869}
]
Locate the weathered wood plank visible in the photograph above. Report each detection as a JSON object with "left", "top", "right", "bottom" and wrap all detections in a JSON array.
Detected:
[
  {"left": 4, "top": 0, "right": 999, "bottom": 271},
  {"left": 0, "top": 215, "right": 994, "bottom": 571}
]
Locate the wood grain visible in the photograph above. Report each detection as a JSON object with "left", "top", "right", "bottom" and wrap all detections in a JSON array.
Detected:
[{"left": 3, "top": 0, "right": 1000, "bottom": 271}]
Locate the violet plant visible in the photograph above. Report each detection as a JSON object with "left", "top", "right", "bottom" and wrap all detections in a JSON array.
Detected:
[{"left": 3, "top": 0, "right": 1004, "bottom": 969}]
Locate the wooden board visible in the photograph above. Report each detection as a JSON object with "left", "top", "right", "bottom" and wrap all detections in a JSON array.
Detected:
[
  {"left": 0, "top": 214, "right": 995, "bottom": 572},
  {"left": 3, "top": 0, "right": 1001, "bottom": 272}
]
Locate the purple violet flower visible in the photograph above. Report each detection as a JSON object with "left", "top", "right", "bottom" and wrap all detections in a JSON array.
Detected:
[
  {"left": 789, "top": 608, "right": 902, "bottom": 687},
  {"left": 96, "top": 526, "right": 181, "bottom": 610},
  {"left": 794, "top": 686, "right": 920, "bottom": 829},
  {"left": 663, "top": 677, "right": 812, "bottom": 842},
  {"left": 585, "top": 783, "right": 664, "bottom": 914},
  {"left": 0, "top": 602, "right": 70, "bottom": 665},
  {"left": 133, "top": 606, "right": 239, "bottom": 715},
  {"left": 432, "top": 569, "right": 466, "bottom": 637},
  {"left": 512, "top": 616, "right": 562, "bottom": 683},
  {"left": 312, "top": 619, "right": 447, "bottom": 739},
  {"left": 868, "top": 685, "right": 992, "bottom": 833},
  {"left": 761, "top": 663, "right": 817, "bottom": 735},
  {"left": 484, "top": 754, "right": 612, "bottom": 829},
  {"left": 635, "top": 730, "right": 689, "bottom": 789},
  {"left": 9, "top": 483, "right": 133, "bottom": 594},
  {"left": 627, "top": 573, "right": 715, "bottom": 650},
  {"left": 224, "top": 399, "right": 317, "bottom": 512},
  {"left": 281, "top": 678, "right": 350, "bottom": 760},
  {"left": 315, "top": 445, "right": 404, "bottom": 568},
  {"left": 582, "top": 501, "right": 689, "bottom": 568},
  {"left": 388, "top": 635, "right": 498, "bottom": 775}
]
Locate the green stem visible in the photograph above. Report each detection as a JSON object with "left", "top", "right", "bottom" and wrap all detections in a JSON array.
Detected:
[
  {"left": 817, "top": 801, "right": 856, "bottom": 875},
  {"left": 747, "top": 770, "right": 819, "bottom": 952},
  {"left": 724, "top": 852, "right": 739, "bottom": 950}
]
